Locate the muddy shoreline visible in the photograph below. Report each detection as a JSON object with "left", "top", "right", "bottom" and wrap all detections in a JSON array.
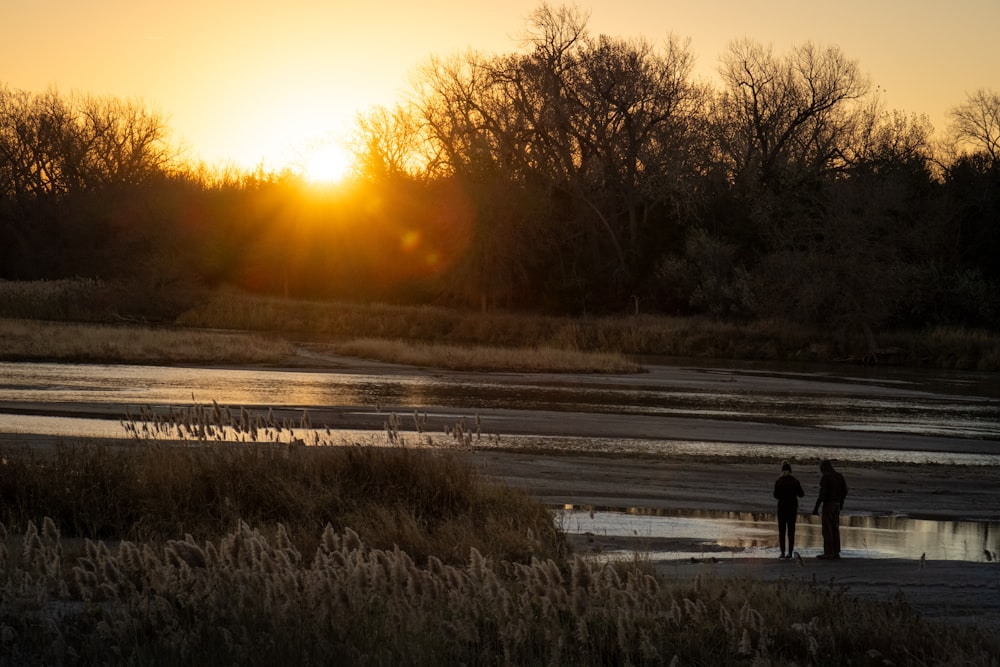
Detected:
[
  {"left": 472, "top": 449, "right": 1000, "bottom": 631},
  {"left": 3, "top": 353, "right": 999, "bottom": 631}
]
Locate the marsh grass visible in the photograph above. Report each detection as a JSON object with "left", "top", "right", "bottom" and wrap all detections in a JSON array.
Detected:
[
  {"left": 336, "top": 337, "right": 643, "bottom": 373},
  {"left": 0, "top": 277, "right": 194, "bottom": 323},
  {"left": 5, "top": 280, "right": 1000, "bottom": 369},
  {"left": 1, "top": 414, "right": 998, "bottom": 665},
  {"left": 0, "top": 440, "right": 561, "bottom": 566},
  {"left": 0, "top": 318, "right": 295, "bottom": 365},
  {"left": 1, "top": 513, "right": 996, "bottom": 666},
  {"left": 179, "top": 291, "right": 1000, "bottom": 370},
  {"left": 1, "top": 402, "right": 997, "bottom": 664}
]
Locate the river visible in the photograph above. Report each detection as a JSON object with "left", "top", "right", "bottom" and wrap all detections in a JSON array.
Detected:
[{"left": 1, "top": 357, "right": 998, "bottom": 560}]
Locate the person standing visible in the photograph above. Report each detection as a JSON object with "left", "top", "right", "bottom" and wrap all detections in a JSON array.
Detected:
[
  {"left": 812, "top": 459, "right": 848, "bottom": 559},
  {"left": 773, "top": 461, "right": 804, "bottom": 559}
]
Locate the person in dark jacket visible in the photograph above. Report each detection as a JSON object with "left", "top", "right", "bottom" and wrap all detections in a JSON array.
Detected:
[
  {"left": 773, "top": 461, "right": 804, "bottom": 559},
  {"left": 812, "top": 459, "right": 848, "bottom": 559}
]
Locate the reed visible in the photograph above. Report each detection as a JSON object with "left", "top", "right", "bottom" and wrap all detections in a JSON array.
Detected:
[
  {"left": 5, "top": 280, "right": 1000, "bottom": 369},
  {"left": 335, "top": 337, "right": 642, "bottom": 373},
  {"left": 1, "top": 517, "right": 995, "bottom": 665},
  {"left": 0, "top": 318, "right": 295, "bottom": 365},
  {"left": 0, "top": 438, "right": 564, "bottom": 566},
  {"left": 0, "top": 405, "right": 996, "bottom": 664},
  {"left": 0, "top": 277, "right": 195, "bottom": 323},
  {"left": 178, "top": 291, "right": 1000, "bottom": 370}
]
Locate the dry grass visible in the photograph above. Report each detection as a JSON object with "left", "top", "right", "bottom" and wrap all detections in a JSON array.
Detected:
[
  {"left": 335, "top": 337, "right": 643, "bottom": 373},
  {"left": 0, "top": 404, "right": 997, "bottom": 664},
  {"left": 1, "top": 514, "right": 996, "bottom": 665},
  {"left": 178, "top": 290, "right": 1000, "bottom": 370},
  {"left": 0, "top": 439, "right": 561, "bottom": 567},
  {"left": 0, "top": 318, "right": 295, "bottom": 365},
  {"left": 5, "top": 280, "right": 1000, "bottom": 370}
]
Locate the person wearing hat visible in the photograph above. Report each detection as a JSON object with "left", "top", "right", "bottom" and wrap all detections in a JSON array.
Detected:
[{"left": 773, "top": 461, "right": 805, "bottom": 559}]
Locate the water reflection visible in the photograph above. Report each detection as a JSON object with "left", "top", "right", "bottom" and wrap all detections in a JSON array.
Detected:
[
  {"left": 4, "top": 412, "right": 1000, "bottom": 467},
  {"left": 557, "top": 506, "right": 1000, "bottom": 562},
  {"left": 2, "top": 361, "right": 998, "bottom": 440}
]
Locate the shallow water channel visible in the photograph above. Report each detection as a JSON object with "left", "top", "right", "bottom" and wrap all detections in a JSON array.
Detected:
[
  {"left": 1, "top": 359, "right": 998, "bottom": 561},
  {"left": 557, "top": 506, "right": 1000, "bottom": 562}
]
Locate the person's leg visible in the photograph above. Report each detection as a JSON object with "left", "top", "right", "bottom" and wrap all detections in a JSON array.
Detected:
[
  {"left": 820, "top": 506, "right": 833, "bottom": 556},
  {"left": 829, "top": 502, "right": 842, "bottom": 556},
  {"left": 821, "top": 502, "right": 841, "bottom": 557},
  {"left": 778, "top": 516, "right": 788, "bottom": 556},
  {"left": 787, "top": 517, "right": 797, "bottom": 556}
]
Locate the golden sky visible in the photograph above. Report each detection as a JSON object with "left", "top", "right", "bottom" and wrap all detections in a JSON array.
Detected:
[{"left": 6, "top": 0, "right": 998, "bottom": 171}]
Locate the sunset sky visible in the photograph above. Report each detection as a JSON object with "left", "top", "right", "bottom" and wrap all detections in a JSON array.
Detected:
[{"left": 6, "top": 0, "right": 998, "bottom": 172}]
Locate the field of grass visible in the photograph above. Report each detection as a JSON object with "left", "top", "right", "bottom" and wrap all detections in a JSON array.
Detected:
[
  {"left": 335, "top": 337, "right": 642, "bottom": 373},
  {"left": 0, "top": 317, "right": 296, "bottom": 365},
  {"left": 2, "top": 278, "right": 999, "bottom": 661},
  {"left": 4, "top": 279, "right": 999, "bottom": 370},
  {"left": 1, "top": 436, "right": 997, "bottom": 665}
]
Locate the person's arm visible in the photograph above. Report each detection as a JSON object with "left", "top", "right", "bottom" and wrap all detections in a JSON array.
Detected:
[{"left": 813, "top": 476, "right": 825, "bottom": 515}]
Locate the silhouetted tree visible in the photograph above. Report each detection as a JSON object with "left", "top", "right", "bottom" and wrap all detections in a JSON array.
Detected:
[
  {"left": 0, "top": 86, "right": 176, "bottom": 280},
  {"left": 949, "top": 89, "right": 1000, "bottom": 164},
  {"left": 713, "top": 39, "right": 869, "bottom": 194}
]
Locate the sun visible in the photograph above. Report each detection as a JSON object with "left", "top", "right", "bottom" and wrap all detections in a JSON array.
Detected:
[{"left": 301, "top": 139, "right": 354, "bottom": 185}]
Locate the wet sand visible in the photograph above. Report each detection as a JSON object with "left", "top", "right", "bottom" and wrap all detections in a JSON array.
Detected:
[{"left": 473, "top": 450, "right": 1000, "bottom": 631}]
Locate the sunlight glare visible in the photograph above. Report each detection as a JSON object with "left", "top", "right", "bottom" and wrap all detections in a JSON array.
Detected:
[{"left": 302, "top": 140, "right": 353, "bottom": 185}]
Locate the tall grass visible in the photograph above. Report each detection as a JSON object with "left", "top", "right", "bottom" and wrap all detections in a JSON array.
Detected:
[
  {"left": 1, "top": 406, "right": 997, "bottom": 664},
  {"left": 0, "top": 441, "right": 561, "bottom": 566},
  {"left": 5, "top": 279, "right": 1000, "bottom": 369},
  {"left": 0, "top": 318, "right": 295, "bottom": 365},
  {"left": 178, "top": 291, "right": 1000, "bottom": 370},
  {"left": 336, "top": 337, "right": 642, "bottom": 373},
  {"left": 0, "top": 445, "right": 1000, "bottom": 665},
  {"left": 0, "top": 278, "right": 194, "bottom": 323}
]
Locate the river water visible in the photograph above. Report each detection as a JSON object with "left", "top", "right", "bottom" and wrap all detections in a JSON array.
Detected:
[{"left": 1, "top": 358, "right": 998, "bottom": 561}]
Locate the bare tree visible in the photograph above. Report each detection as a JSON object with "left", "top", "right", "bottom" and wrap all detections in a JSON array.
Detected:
[
  {"left": 77, "top": 94, "right": 175, "bottom": 186},
  {"left": 848, "top": 97, "right": 934, "bottom": 176},
  {"left": 949, "top": 88, "right": 1000, "bottom": 163},
  {"left": 0, "top": 87, "right": 83, "bottom": 201},
  {"left": 714, "top": 39, "right": 869, "bottom": 191},
  {"left": 413, "top": 4, "right": 704, "bottom": 307},
  {"left": 0, "top": 87, "right": 173, "bottom": 201},
  {"left": 350, "top": 104, "right": 430, "bottom": 181}
]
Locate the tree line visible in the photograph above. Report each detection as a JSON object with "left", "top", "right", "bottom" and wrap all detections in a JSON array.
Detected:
[{"left": 1, "top": 4, "right": 998, "bottom": 333}]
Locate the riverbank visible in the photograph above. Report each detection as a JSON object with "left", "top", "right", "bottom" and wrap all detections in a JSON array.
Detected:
[
  {"left": 3, "top": 279, "right": 1000, "bottom": 370},
  {"left": 3, "top": 348, "right": 999, "bottom": 636},
  {"left": 473, "top": 450, "right": 1000, "bottom": 632}
]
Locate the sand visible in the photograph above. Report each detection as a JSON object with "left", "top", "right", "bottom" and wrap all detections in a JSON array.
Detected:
[{"left": 472, "top": 450, "right": 1000, "bottom": 632}]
